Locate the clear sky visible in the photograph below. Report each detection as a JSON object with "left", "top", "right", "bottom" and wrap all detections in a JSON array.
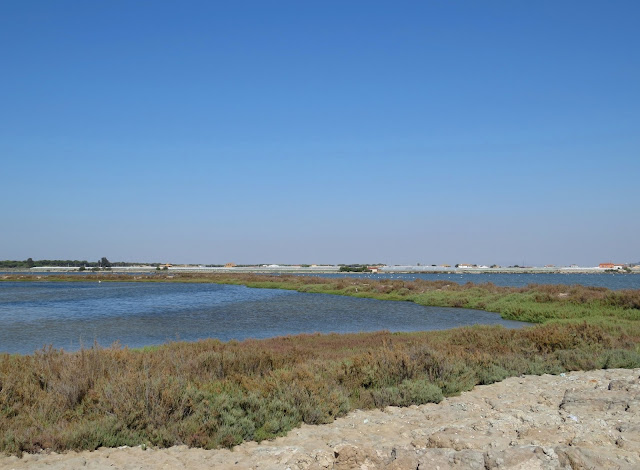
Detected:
[{"left": 1, "top": 1, "right": 638, "bottom": 266}]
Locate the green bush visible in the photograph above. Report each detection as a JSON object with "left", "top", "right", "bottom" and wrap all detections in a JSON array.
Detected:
[{"left": 371, "top": 379, "right": 442, "bottom": 407}]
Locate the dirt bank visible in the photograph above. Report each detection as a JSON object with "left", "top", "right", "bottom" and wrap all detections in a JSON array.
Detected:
[{"left": 1, "top": 368, "right": 638, "bottom": 469}]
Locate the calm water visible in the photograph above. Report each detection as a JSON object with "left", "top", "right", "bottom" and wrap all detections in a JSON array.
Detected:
[
  {"left": 3, "top": 272, "right": 637, "bottom": 289},
  {"left": 0, "top": 282, "right": 528, "bottom": 354},
  {"left": 313, "top": 272, "right": 640, "bottom": 290}
]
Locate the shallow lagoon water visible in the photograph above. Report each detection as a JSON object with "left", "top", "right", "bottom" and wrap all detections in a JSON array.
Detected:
[
  {"left": 0, "top": 282, "right": 528, "bottom": 354},
  {"left": 311, "top": 272, "right": 640, "bottom": 290}
]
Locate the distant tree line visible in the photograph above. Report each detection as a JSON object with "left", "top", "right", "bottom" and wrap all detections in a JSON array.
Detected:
[
  {"left": 0, "top": 258, "right": 162, "bottom": 269},
  {"left": 339, "top": 265, "right": 370, "bottom": 272},
  {"left": 0, "top": 259, "right": 34, "bottom": 269}
]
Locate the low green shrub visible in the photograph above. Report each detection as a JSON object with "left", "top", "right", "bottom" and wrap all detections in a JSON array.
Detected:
[{"left": 372, "top": 379, "right": 442, "bottom": 408}]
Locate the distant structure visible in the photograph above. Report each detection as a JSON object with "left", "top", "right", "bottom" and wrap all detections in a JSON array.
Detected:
[
  {"left": 599, "top": 262, "right": 626, "bottom": 270},
  {"left": 224, "top": 263, "right": 237, "bottom": 268}
]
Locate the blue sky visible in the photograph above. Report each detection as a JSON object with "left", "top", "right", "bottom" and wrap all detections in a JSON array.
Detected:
[{"left": 1, "top": 1, "right": 638, "bottom": 266}]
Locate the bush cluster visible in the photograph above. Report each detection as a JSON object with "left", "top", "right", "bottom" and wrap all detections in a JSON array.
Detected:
[{"left": 2, "top": 321, "right": 639, "bottom": 455}]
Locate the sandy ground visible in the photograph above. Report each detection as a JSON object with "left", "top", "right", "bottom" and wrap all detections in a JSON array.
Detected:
[{"left": 1, "top": 368, "right": 639, "bottom": 469}]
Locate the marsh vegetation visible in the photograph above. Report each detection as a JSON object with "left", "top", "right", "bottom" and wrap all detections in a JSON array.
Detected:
[{"left": 1, "top": 274, "right": 639, "bottom": 455}]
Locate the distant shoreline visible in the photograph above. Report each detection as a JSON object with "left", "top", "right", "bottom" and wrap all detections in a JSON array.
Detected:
[{"left": 2, "top": 266, "right": 638, "bottom": 275}]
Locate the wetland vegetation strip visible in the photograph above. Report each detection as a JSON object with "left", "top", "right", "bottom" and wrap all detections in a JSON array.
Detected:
[{"left": 0, "top": 273, "right": 639, "bottom": 455}]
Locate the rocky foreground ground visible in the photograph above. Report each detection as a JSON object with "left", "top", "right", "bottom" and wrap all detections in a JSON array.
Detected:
[{"left": 1, "top": 368, "right": 639, "bottom": 469}]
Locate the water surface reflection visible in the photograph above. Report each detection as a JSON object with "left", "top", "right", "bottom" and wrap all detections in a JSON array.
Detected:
[{"left": 0, "top": 282, "right": 529, "bottom": 354}]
